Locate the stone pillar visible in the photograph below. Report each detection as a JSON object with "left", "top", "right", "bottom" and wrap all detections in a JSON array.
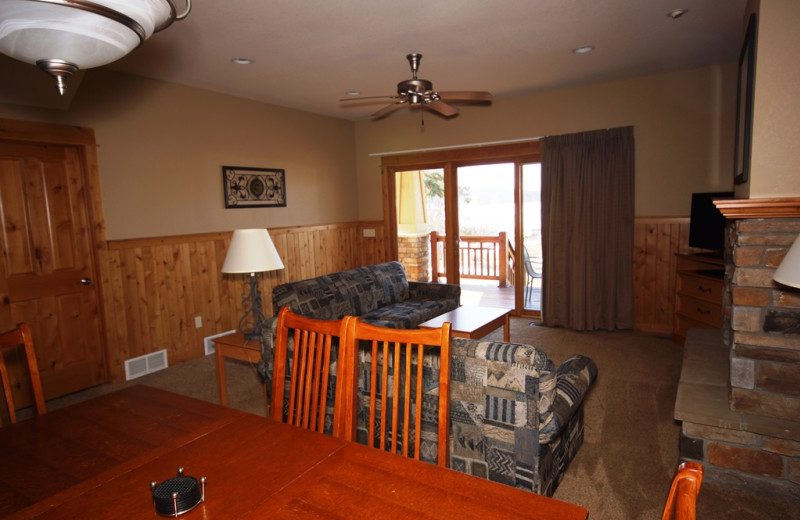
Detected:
[
  {"left": 728, "top": 218, "right": 800, "bottom": 421},
  {"left": 398, "top": 233, "right": 430, "bottom": 282},
  {"left": 679, "top": 212, "right": 800, "bottom": 496}
]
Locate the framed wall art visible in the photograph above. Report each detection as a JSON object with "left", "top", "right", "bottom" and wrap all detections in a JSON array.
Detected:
[
  {"left": 222, "top": 166, "right": 286, "bottom": 208},
  {"left": 734, "top": 13, "right": 757, "bottom": 185}
]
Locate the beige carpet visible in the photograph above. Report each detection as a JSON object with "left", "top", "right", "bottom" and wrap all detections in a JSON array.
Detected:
[{"left": 42, "top": 318, "right": 799, "bottom": 519}]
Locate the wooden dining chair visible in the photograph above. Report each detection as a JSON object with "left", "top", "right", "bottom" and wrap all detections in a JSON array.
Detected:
[
  {"left": 342, "top": 318, "right": 451, "bottom": 466},
  {"left": 0, "top": 323, "right": 46, "bottom": 425},
  {"left": 662, "top": 461, "right": 703, "bottom": 520},
  {"left": 270, "top": 307, "right": 352, "bottom": 437}
]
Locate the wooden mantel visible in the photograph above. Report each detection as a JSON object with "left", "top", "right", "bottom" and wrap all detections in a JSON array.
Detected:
[{"left": 715, "top": 197, "right": 800, "bottom": 219}]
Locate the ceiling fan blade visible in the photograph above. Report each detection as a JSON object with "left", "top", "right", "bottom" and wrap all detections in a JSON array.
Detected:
[
  {"left": 340, "top": 95, "right": 399, "bottom": 102},
  {"left": 437, "top": 91, "right": 493, "bottom": 102},
  {"left": 371, "top": 101, "right": 407, "bottom": 119},
  {"left": 425, "top": 99, "right": 459, "bottom": 117}
]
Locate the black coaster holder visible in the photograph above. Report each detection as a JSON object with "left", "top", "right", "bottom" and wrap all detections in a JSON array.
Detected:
[{"left": 151, "top": 467, "right": 206, "bottom": 517}]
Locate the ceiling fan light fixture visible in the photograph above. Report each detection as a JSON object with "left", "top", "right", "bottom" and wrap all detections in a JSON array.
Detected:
[
  {"left": 345, "top": 53, "right": 492, "bottom": 120},
  {"left": 0, "top": 0, "right": 191, "bottom": 95}
]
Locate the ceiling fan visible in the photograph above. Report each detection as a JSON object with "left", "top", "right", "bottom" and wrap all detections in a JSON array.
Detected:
[{"left": 343, "top": 53, "right": 492, "bottom": 119}]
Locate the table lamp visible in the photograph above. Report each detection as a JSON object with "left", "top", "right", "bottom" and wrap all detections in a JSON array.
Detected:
[
  {"left": 774, "top": 235, "right": 800, "bottom": 289},
  {"left": 222, "top": 229, "right": 285, "bottom": 339}
]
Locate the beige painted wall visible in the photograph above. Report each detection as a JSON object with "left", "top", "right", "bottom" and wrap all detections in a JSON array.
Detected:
[
  {"left": 745, "top": 0, "right": 800, "bottom": 198},
  {"left": 1, "top": 63, "right": 743, "bottom": 236},
  {"left": 354, "top": 64, "right": 738, "bottom": 220},
  {"left": 0, "top": 70, "right": 357, "bottom": 240}
]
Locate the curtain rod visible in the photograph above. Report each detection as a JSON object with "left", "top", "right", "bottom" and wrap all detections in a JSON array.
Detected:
[{"left": 369, "top": 136, "right": 543, "bottom": 157}]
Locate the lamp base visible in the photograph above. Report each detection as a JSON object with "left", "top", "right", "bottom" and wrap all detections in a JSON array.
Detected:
[{"left": 237, "top": 272, "right": 267, "bottom": 340}]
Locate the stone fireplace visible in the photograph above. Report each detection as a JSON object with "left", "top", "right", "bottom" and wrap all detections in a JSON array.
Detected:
[{"left": 675, "top": 198, "right": 800, "bottom": 497}]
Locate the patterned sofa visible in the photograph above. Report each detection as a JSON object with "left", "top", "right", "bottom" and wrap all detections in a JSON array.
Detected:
[
  {"left": 355, "top": 337, "right": 597, "bottom": 497},
  {"left": 271, "top": 261, "right": 461, "bottom": 328}
]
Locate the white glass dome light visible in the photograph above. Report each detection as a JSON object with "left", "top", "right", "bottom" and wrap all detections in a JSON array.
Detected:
[{"left": 0, "top": 0, "right": 191, "bottom": 95}]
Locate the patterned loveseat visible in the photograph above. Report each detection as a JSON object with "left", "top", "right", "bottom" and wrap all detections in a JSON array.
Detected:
[
  {"left": 271, "top": 261, "right": 461, "bottom": 328},
  {"left": 355, "top": 337, "right": 597, "bottom": 497},
  {"left": 262, "top": 261, "right": 459, "bottom": 402}
]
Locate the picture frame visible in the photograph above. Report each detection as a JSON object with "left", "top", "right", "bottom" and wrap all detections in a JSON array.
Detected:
[
  {"left": 222, "top": 166, "right": 286, "bottom": 208},
  {"left": 734, "top": 13, "right": 757, "bottom": 185}
]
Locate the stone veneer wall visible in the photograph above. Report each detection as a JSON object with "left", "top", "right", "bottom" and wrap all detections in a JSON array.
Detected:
[
  {"left": 728, "top": 218, "right": 800, "bottom": 421},
  {"left": 679, "top": 216, "right": 800, "bottom": 495},
  {"left": 397, "top": 234, "right": 430, "bottom": 282}
]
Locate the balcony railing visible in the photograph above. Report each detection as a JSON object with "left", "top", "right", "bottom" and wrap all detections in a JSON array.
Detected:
[{"left": 430, "top": 231, "right": 516, "bottom": 287}]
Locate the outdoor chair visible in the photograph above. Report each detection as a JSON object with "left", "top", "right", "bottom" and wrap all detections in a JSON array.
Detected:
[{"left": 524, "top": 246, "right": 543, "bottom": 302}]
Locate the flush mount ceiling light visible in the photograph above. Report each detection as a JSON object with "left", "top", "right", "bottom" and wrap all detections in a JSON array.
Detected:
[
  {"left": 667, "top": 9, "right": 689, "bottom": 20},
  {"left": 572, "top": 45, "right": 595, "bottom": 55},
  {"left": 0, "top": 0, "right": 192, "bottom": 95}
]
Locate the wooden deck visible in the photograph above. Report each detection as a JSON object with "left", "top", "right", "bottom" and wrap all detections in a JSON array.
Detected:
[{"left": 459, "top": 279, "right": 541, "bottom": 312}]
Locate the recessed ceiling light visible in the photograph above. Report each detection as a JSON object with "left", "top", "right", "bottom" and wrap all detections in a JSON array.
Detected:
[
  {"left": 345, "top": 90, "right": 361, "bottom": 96},
  {"left": 667, "top": 9, "right": 688, "bottom": 20},
  {"left": 231, "top": 57, "right": 253, "bottom": 65},
  {"left": 573, "top": 45, "right": 595, "bottom": 55}
]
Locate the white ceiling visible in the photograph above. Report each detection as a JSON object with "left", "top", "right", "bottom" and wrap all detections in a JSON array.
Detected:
[{"left": 1, "top": 0, "right": 748, "bottom": 121}]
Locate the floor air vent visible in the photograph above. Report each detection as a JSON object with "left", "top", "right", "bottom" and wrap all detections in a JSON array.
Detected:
[{"left": 125, "top": 349, "right": 168, "bottom": 380}]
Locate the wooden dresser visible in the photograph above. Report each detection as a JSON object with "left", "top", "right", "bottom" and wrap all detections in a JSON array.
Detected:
[{"left": 672, "top": 253, "right": 725, "bottom": 344}]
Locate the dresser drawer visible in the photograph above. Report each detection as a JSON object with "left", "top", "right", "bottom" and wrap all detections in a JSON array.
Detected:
[
  {"left": 677, "top": 273, "right": 723, "bottom": 303},
  {"left": 676, "top": 294, "right": 722, "bottom": 327}
]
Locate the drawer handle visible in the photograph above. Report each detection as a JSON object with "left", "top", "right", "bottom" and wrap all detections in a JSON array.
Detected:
[
  {"left": 697, "top": 285, "right": 712, "bottom": 293},
  {"left": 696, "top": 306, "right": 711, "bottom": 315}
]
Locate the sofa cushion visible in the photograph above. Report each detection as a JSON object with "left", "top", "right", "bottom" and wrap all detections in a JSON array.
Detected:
[{"left": 337, "top": 266, "right": 394, "bottom": 315}]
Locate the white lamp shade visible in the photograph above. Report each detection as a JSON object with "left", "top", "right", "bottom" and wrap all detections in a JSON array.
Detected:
[
  {"left": 222, "top": 229, "right": 285, "bottom": 274},
  {"left": 774, "top": 235, "right": 800, "bottom": 289},
  {"left": 0, "top": 0, "right": 174, "bottom": 69}
]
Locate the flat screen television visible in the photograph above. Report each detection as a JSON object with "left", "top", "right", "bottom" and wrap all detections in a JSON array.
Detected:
[{"left": 688, "top": 191, "right": 734, "bottom": 252}]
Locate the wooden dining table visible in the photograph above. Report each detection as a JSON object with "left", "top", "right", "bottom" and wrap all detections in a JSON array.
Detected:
[{"left": 0, "top": 385, "right": 589, "bottom": 519}]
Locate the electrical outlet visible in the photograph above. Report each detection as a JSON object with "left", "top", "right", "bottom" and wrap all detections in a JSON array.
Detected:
[
  {"left": 363, "top": 228, "right": 376, "bottom": 238},
  {"left": 194, "top": 316, "right": 202, "bottom": 328}
]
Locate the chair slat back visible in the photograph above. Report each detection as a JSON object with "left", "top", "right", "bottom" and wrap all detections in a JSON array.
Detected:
[
  {"left": 270, "top": 307, "right": 351, "bottom": 437},
  {"left": 661, "top": 461, "right": 703, "bottom": 520},
  {"left": 0, "top": 323, "right": 45, "bottom": 425},
  {"left": 343, "top": 319, "right": 451, "bottom": 466}
]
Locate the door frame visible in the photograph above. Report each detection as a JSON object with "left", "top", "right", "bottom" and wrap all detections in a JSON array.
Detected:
[
  {"left": 0, "top": 117, "right": 110, "bottom": 383},
  {"left": 380, "top": 141, "right": 541, "bottom": 315}
]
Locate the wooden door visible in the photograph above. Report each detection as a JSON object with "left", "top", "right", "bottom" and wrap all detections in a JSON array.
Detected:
[{"left": 0, "top": 140, "right": 106, "bottom": 405}]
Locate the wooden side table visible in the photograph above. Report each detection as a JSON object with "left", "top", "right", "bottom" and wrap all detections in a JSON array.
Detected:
[{"left": 213, "top": 331, "right": 268, "bottom": 415}]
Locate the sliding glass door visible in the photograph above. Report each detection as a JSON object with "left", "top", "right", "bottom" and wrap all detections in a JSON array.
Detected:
[
  {"left": 456, "top": 163, "right": 515, "bottom": 308},
  {"left": 521, "top": 162, "right": 542, "bottom": 312},
  {"left": 382, "top": 141, "right": 542, "bottom": 316}
]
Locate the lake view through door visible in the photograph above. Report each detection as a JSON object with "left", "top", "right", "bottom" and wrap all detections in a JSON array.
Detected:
[{"left": 393, "top": 160, "right": 542, "bottom": 314}]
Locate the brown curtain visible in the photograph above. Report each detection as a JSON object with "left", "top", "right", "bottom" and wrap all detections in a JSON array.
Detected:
[{"left": 540, "top": 127, "right": 634, "bottom": 331}]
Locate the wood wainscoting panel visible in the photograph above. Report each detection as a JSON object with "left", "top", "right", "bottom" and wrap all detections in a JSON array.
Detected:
[
  {"left": 101, "top": 222, "right": 388, "bottom": 383},
  {"left": 633, "top": 217, "right": 696, "bottom": 336}
]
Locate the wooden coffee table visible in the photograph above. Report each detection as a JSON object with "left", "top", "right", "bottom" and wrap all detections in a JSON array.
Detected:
[{"left": 419, "top": 305, "right": 511, "bottom": 341}]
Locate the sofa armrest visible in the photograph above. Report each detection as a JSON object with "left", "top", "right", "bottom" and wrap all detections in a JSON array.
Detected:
[
  {"left": 538, "top": 355, "right": 598, "bottom": 444},
  {"left": 408, "top": 281, "right": 461, "bottom": 304},
  {"left": 256, "top": 315, "right": 279, "bottom": 389}
]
